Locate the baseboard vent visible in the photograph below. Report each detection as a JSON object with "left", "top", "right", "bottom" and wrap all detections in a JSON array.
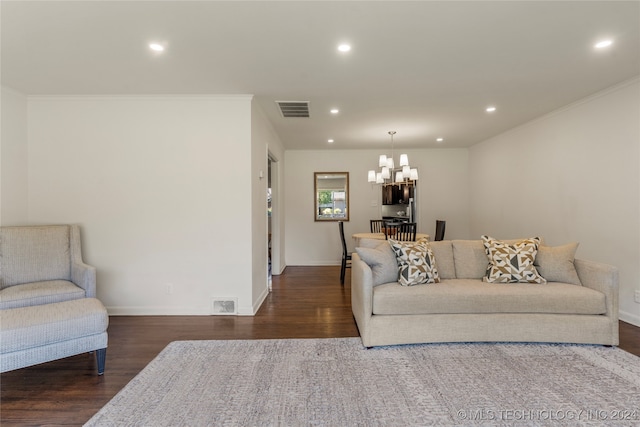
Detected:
[{"left": 211, "top": 298, "right": 238, "bottom": 315}]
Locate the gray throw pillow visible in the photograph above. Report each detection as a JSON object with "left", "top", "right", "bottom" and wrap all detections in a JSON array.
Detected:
[
  {"left": 355, "top": 241, "right": 398, "bottom": 286},
  {"left": 534, "top": 242, "right": 582, "bottom": 285}
]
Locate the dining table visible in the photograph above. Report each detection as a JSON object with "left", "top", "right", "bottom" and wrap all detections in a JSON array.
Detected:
[{"left": 352, "top": 232, "right": 430, "bottom": 247}]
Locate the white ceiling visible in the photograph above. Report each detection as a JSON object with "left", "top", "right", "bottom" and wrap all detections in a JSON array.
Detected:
[{"left": 2, "top": 1, "right": 639, "bottom": 150}]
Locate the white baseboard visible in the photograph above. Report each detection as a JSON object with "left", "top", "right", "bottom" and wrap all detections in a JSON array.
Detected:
[
  {"left": 107, "top": 289, "right": 270, "bottom": 316},
  {"left": 285, "top": 262, "right": 341, "bottom": 267},
  {"left": 619, "top": 310, "right": 640, "bottom": 327},
  {"left": 244, "top": 286, "right": 269, "bottom": 316},
  {"left": 106, "top": 306, "right": 213, "bottom": 316}
]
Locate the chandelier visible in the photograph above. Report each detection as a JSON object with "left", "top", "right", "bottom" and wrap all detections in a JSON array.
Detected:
[{"left": 367, "top": 131, "right": 418, "bottom": 185}]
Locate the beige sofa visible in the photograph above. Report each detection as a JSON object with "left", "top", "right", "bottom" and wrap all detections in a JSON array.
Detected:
[{"left": 351, "top": 238, "right": 619, "bottom": 348}]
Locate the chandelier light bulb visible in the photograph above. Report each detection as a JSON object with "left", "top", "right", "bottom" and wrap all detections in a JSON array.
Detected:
[
  {"left": 395, "top": 171, "right": 404, "bottom": 183},
  {"left": 386, "top": 158, "right": 394, "bottom": 170},
  {"left": 376, "top": 173, "right": 384, "bottom": 184},
  {"left": 379, "top": 155, "right": 388, "bottom": 168},
  {"left": 367, "top": 170, "right": 376, "bottom": 183},
  {"left": 399, "top": 154, "right": 409, "bottom": 167}
]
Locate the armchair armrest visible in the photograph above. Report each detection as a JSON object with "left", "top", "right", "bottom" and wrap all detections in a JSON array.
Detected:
[
  {"left": 71, "top": 262, "right": 97, "bottom": 298},
  {"left": 69, "top": 224, "right": 97, "bottom": 298}
]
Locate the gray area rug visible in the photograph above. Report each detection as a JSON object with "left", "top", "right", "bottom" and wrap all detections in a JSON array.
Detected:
[{"left": 86, "top": 338, "right": 640, "bottom": 426}]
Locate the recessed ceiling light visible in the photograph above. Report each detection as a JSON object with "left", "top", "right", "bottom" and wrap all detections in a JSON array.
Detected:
[
  {"left": 436, "top": 138, "right": 444, "bottom": 142},
  {"left": 149, "top": 43, "right": 165, "bottom": 52},
  {"left": 486, "top": 106, "right": 497, "bottom": 113},
  {"left": 594, "top": 39, "right": 613, "bottom": 49},
  {"left": 330, "top": 109, "right": 339, "bottom": 114},
  {"left": 328, "top": 139, "right": 335, "bottom": 143},
  {"left": 338, "top": 44, "right": 351, "bottom": 52}
]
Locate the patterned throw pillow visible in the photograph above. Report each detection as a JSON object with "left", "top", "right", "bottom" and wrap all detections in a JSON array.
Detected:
[
  {"left": 389, "top": 238, "right": 440, "bottom": 286},
  {"left": 482, "top": 235, "right": 546, "bottom": 284}
]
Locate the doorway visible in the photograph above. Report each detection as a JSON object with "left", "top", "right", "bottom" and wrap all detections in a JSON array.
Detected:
[
  {"left": 267, "top": 158, "right": 272, "bottom": 290},
  {"left": 267, "top": 153, "right": 280, "bottom": 291}
]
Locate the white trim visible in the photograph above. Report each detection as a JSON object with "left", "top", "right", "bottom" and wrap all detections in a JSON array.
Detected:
[
  {"left": 619, "top": 310, "right": 640, "bottom": 328},
  {"left": 106, "top": 306, "right": 214, "bottom": 316},
  {"left": 272, "top": 264, "right": 287, "bottom": 276},
  {"left": 27, "top": 94, "right": 254, "bottom": 101},
  {"left": 246, "top": 286, "right": 270, "bottom": 316},
  {"left": 287, "top": 262, "right": 341, "bottom": 267},
  {"left": 107, "top": 300, "right": 262, "bottom": 316}
]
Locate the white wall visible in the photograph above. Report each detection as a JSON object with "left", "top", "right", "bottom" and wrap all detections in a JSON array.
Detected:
[
  {"left": 250, "top": 99, "right": 285, "bottom": 310},
  {"left": 469, "top": 78, "right": 640, "bottom": 326},
  {"left": 27, "top": 95, "right": 258, "bottom": 315},
  {"left": 9, "top": 82, "right": 638, "bottom": 326},
  {"left": 284, "top": 149, "right": 470, "bottom": 265},
  {"left": 1, "top": 86, "right": 29, "bottom": 225}
]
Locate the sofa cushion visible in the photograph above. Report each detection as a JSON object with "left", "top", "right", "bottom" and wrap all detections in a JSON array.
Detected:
[
  {"left": 535, "top": 243, "right": 582, "bottom": 286},
  {"left": 389, "top": 238, "right": 440, "bottom": 286},
  {"left": 372, "top": 279, "right": 606, "bottom": 315},
  {"left": 0, "top": 225, "right": 71, "bottom": 289},
  {"left": 482, "top": 236, "right": 546, "bottom": 284},
  {"left": 0, "top": 280, "right": 85, "bottom": 310},
  {"left": 0, "top": 298, "right": 108, "bottom": 354},
  {"left": 452, "top": 240, "right": 488, "bottom": 278},
  {"left": 429, "top": 241, "right": 455, "bottom": 279},
  {"left": 355, "top": 240, "right": 398, "bottom": 286}
]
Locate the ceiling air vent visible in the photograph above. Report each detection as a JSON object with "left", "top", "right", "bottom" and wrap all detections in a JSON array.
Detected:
[{"left": 276, "top": 101, "right": 310, "bottom": 118}]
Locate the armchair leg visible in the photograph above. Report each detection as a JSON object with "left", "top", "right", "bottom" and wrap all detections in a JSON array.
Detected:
[{"left": 95, "top": 348, "right": 107, "bottom": 375}]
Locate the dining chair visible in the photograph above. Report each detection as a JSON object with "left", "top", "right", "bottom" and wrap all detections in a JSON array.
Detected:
[
  {"left": 383, "top": 220, "right": 398, "bottom": 240},
  {"left": 393, "top": 222, "right": 417, "bottom": 241},
  {"left": 370, "top": 219, "right": 384, "bottom": 233},
  {"left": 338, "top": 221, "right": 351, "bottom": 285},
  {"left": 383, "top": 220, "right": 407, "bottom": 239},
  {"left": 435, "top": 220, "right": 446, "bottom": 241}
]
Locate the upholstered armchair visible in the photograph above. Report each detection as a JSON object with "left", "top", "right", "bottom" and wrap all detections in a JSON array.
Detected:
[{"left": 0, "top": 224, "right": 96, "bottom": 310}]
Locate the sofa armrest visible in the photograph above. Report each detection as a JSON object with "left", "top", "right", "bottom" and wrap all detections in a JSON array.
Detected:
[
  {"left": 351, "top": 253, "right": 375, "bottom": 346},
  {"left": 574, "top": 258, "right": 619, "bottom": 339}
]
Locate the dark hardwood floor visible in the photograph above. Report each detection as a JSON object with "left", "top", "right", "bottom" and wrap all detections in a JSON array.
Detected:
[{"left": 1, "top": 266, "right": 639, "bottom": 426}]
